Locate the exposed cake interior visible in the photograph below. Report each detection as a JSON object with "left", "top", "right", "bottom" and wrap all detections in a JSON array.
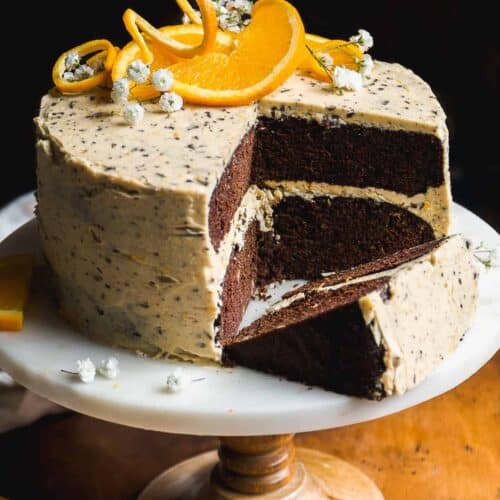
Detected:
[{"left": 211, "top": 116, "right": 440, "bottom": 346}]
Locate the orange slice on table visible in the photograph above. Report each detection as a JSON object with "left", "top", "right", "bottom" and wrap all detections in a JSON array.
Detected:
[
  {"left": 168, "top": 0, "right": 306, "bottom": 106},
  {"left": 0, "top": 255, "right": 34, "bottom": 332},
  {"left": 300, "top": 34, "right": 364, "bottom": 82}
]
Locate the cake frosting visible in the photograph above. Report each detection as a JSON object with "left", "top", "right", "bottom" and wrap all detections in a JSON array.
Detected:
[{"left": 36, "top": 61, "right": 452, "bottom": 363}]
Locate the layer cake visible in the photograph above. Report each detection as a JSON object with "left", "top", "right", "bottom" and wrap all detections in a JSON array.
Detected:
[{"left": 36, "top": 61, "right": 452, "bottom": 365}]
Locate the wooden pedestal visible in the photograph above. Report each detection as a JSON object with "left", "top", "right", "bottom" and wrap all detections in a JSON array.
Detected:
[{"left": 139, "top": 434, "right": 384, "bottom": 499}]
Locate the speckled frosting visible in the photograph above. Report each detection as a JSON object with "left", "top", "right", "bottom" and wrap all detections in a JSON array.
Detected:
[{"left": 35, "top": 61, "right": 451, "bottom": 362}]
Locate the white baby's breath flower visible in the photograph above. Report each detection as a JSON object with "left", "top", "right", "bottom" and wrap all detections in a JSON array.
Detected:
[
  {"left": 359, "top": 53, "right": 374, "bottom": 77},
  {"left": 152, "top": 69, "right": 174, "bottom": 92},
  {"left": 166, "top": 369, "right": 190, "bottom": 393},
  {"left": 98, "top": 357, "right": 119, "bottom": 379},
  {"left": 226, "top": 0, "right": 253, "bottom": 15},
  {"left": 159, "top": 92, "right": 183, "bottom": 113},
  {"left": 111, "top": 78, "right": 130, "bottom": 104},
  {"left": 65, "top": 52, "right": 80, "bottom": 71},
  {"left": 333, "top": 66, "right": 364, "bottom": 91},
  {"left": 350, "top": 29, "right": 374, "bottom": 53},
  {"left": 74, "top": 64, "right": 95, "bottom": 81},
  {"left": 317, "top": 52, "right": 334, "bottom": 71},
  {"left": 62, "top": 71, "right": 75, "bottom": 82},
  {"left": 76, "top": 358, "right": 96, "bottom": 384},
  {"left": 123, "top": 102, "right": 145, "bottom": 125},
  {"left": 182, "top": 13, "right": 191, "bottom": 24},
  {"left": 218, "top": 13, "right": 241, "bottom": 32},
  {"left": 474, "top": 241, "right": 500, "bottom": 269},
  {"left": 127, "top": 59, "right": 150, "bottom": 84}
]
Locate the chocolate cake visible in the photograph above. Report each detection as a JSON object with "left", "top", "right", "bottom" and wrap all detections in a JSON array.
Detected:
[
  {"left": 225, "top": 236, "right": 479, "bottom": 399},
  {"left": 36, "top": 62, "right": 452, "bottom": 363}
]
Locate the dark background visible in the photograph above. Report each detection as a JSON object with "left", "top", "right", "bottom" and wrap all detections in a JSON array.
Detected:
[{"left": 3, "top": 0, "right": 499, "bottom": 229}]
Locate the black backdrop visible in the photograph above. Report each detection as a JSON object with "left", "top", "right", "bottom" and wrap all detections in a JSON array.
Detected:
[{"left": 3, "top": 0, "right": 498, "bottom": 229}]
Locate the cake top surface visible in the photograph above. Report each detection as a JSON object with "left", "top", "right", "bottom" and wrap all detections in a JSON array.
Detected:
[
  {"left": 37, "top": 61, "right": 446, "bottom": 195},
  {"left": 262, "top": 62, "right": 446, "bottom": 136}
]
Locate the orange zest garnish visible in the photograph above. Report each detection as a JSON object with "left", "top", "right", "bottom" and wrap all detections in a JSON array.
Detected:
[
  {"left": 52, "top": 39, "right": 118, "bottom": 93},
  {"left": 161, "top": 0, "right": 305, "bottom": 106},
  {"left": 0, "top": 255, "right": 34, "bottom": 332},
  {"left": 122, "top": 0, "right": 218, "bottom": 62},
  {"left": 300, "top": 35, "right": 364, "bottom": 82},
  {"left": 176, "top": 0, "right": 202, "bottom": 24}
]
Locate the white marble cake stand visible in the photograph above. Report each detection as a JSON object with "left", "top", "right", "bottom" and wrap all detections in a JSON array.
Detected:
[{"left": 0, "top": 204, "right": 499, "bottom": 498}]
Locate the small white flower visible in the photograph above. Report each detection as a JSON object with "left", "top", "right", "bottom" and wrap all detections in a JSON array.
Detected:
[
  {"left": 333, "top": 66, "right": 363, "bottom": 91},
  {"left": 359, "top": 53, "right": 374, "bottom": 77},
  {"left": 65, "top": 52, "right": 80, "bottom": 71},
  {"left": 74, "top": 64, "right": 95, "bottom": 81},
  {"left": 127, "top": 59, "right": 150, "bottom": 84},
  {"left": 215, "top": 4, "right": 229, "bottom": 16},
  {"left": 226, "top": 0, "right": 252, "bottom": 15},
  {"left": 317, "top": 52, "right": 334, "bottom": 71},
  {"left": 123, "top": 102, "right": 145, "bottom": 125},
  {"left": 62, "top": 71, "right": 75, "bottom": 82},
  {"left": 159, "top": 92, "right": 183, "bottom": 113},
  {"left": 350, "top": 29, "right": 374, "bottom": 53},
  {"left": 182, "top": 13, "right": 191, "bottom": 24},
  {"left": 166, "top": 369, "right": 190, "bottom": 393},
  {"left": 111, "top": 77, "right": 130, "bottom": 104},
  {"left": 152, "top": 69, "right": 174, "bottom": 92},
  {"left": 76, "top": 358, "right": 96, "bottom": 384},
  {"left": 98, "top": 357, "right": 119, "bottom": 379}
]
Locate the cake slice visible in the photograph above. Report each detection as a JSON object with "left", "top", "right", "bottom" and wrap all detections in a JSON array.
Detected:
[{"left": 224, "top": 235, "right": 479, "bottom": 399}]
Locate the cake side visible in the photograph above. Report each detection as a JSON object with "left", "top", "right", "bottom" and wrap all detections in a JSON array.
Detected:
[
  {"left": 224, "top": 236, "right": 479, "bottom": 398},
  {"left": 35, "top": 92, "right": 258, "bottom": 362}
]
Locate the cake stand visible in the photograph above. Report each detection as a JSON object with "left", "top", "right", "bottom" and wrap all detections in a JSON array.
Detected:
[{"left": 1, "top": 203, "right": 499, "bottom": 499}]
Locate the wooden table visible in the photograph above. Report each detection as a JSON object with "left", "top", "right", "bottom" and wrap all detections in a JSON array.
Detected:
[{"left": 0, "top": 352, "right": 498, "bottom": 499}]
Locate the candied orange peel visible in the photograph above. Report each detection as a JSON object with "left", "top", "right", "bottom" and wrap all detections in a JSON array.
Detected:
[
  {"left": 123, "top": 0, "right": 218, "bottom": 62},
  {"left": 176, "top": 0, "right": 202, "bottom": 25},
  {"left": 0, "top": 255, "right": 34, "bottom": 332},
  {"left": 52, "top": 39, "right": 118, "bottom": 93}
]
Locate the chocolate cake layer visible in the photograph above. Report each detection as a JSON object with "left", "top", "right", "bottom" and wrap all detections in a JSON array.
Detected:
[
  {"left": 209, "top": 129, "right": 255, "bottom": 250},
  {"left": 253, "top": 116, "right": 444, "bottom": 196},
  {"left": 225, "top": 278, "right": 389, "bottom": 399},
  {"left": 282, "top": 238, "right": 443, "bottom": 299},
  {"left": 219, "top": 222, "right": 258, "bottom": 346},
  {"left": 257, "top": 196, "right": 434, "bottom": 284}
]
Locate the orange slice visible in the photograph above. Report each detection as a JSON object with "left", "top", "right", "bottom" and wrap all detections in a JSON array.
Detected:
[
  {"left": 167, "top": 0, "right": 305, "bottom": 106},
  {"left": 53, "top": 39, "right": 118, "bottom": 93},
  {"left": 0, "top": 255, "right": 34, "bottom": 332},
  {"left": 123, "top": 0, "right": 218, "bottom": 62},
  {"left": 112, "top": 25, "right": 235, "bottom": 101},
  {"left": 300, "top": 35, "right": 364, "bottom": 82}
]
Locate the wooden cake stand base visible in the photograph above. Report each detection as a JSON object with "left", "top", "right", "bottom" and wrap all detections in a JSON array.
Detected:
[{"left": 139, "top": 434, "right": 383, "bottom": 499}]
